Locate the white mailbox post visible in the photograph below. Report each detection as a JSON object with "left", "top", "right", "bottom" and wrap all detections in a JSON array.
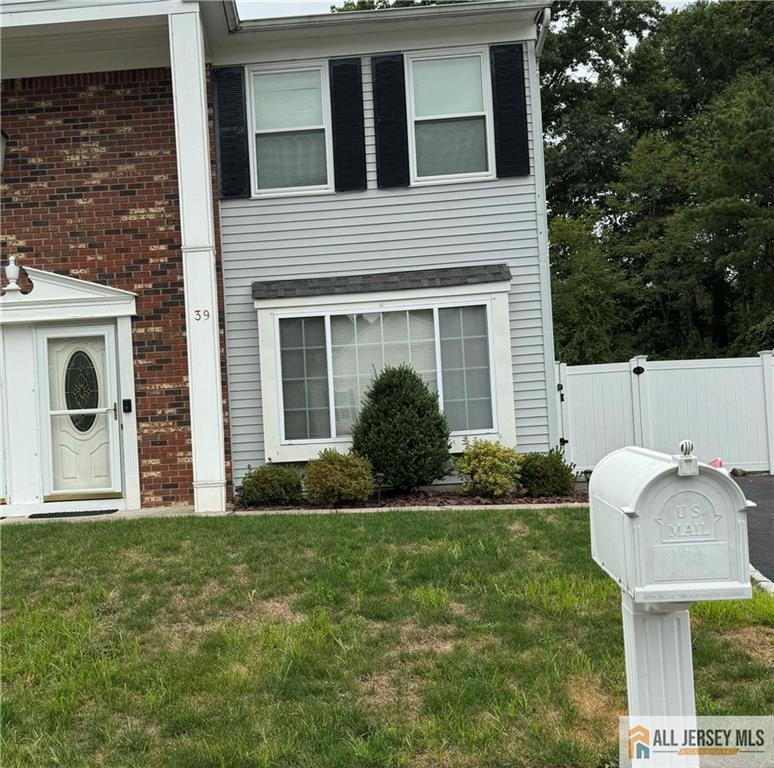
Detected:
[{"left": 590, "top": 441, "right": 754, "bottom": 718}]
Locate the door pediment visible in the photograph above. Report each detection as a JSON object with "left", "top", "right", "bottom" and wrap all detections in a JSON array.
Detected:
[{"left": 0, "top": 267, "right": 136, "bottom": 324}]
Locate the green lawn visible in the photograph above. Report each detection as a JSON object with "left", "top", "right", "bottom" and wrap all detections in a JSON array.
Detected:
[{"left": 2, "top": 509, "right": 772, "bottom": 767}]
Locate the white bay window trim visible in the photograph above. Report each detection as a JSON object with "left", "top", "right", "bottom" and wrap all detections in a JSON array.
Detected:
[
  {"left": 405, "top": 46, "right": 496, "bottom": 186},
  {"left": 246, "top": 60, "right": 335, "bottom": 198},
  {"left": 255, "top": 282, "right": 516, "bottom": 463}
]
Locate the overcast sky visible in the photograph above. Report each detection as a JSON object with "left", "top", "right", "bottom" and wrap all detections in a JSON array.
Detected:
[
  {"left": 236, "top": 0, "right": 695, "bottom": 20},
  {"left": 236, "top": 0, "right": 331, "bottom": 18}
]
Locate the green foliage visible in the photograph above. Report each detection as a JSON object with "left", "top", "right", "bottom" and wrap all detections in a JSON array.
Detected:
[
  {"left": 550, "top": 216, "right": 633, "bottom": 365},
  {"left": 239, "top": 462, "right": 303, "bottom": 507},
  {"left": 352, "top": 365, "right": 451, "bottom": 491},
  {"left": 547, "top": 0, "right": 774, "bottom": 363},
  {"left": 303, "top": 449, "right": 374, "bottom": 507},
  {"left": 540, "top": 0, "right": 662, "bottom": 216},
  {"left": 331, "top": 0, "right": 466, "bottom": 11},
  {"left": 518, "top": 449, "right": 576, "bottom": 499},
  {"left": 457, "top": 439, "right": 520, "bottom": 499}
]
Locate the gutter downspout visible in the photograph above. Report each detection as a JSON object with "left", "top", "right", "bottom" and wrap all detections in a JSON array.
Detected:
[
  {"left": 535, "top": 7, "right": 551, "bottom": 59},
  {"left": 222, "top": 0, "right": 241, "bottom": 33}
]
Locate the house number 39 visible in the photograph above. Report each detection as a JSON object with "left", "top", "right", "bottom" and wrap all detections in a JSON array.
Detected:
[{"left": 193, "top": 309, "right": 210, "bottom": 321}]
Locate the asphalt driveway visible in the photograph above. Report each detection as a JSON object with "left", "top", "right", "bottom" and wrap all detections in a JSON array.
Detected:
[{"left": 736, "top": 474, "right": 774, "bottom": 582}]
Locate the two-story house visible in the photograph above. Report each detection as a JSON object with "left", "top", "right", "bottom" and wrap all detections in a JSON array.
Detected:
[
  {"left": 0, "top": 0, "right": 555, "bottom": 518},
  {"left": 204, "top": 0, "right": 557, "bottom": 481}
]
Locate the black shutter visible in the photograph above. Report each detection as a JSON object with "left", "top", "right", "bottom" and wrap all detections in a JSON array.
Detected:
[
  {"left": 490, "top": 44, "right": 530, "bottom": 177},
  {"left": 329, "top": 58, "right": 367, "bottom": 192},
  {"left": 212, "top": 66, "right": 250, "bottom": 199},
  {"left": 371, "top": 54, "right": 409, "bottom": 188}
]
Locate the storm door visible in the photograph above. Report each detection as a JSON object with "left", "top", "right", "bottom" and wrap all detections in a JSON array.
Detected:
[{"left": 39, "top": 325, "right": 122, "bottom": 500}]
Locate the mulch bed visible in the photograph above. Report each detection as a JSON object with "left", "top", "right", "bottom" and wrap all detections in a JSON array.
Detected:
[{"left": 237, "top": 490, "right": 588, "bottom": 511}]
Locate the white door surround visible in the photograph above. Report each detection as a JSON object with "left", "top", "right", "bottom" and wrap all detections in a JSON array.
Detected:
[{"left": 0, "top": 268, "right": 140, "bottom": 517}]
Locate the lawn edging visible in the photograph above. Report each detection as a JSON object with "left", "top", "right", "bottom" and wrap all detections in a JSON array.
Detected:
[{"left": 750, "top": 564, "right": 774, "bottom": 595}]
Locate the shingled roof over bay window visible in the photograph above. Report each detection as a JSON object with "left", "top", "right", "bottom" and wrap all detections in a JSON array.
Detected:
[{"left": 252, "top": 264, "right": 512, "bottom": 300}]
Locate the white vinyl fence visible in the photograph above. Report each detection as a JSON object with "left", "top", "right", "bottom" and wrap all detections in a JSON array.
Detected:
[{"left": 555, "top": 352, "right": 774, "bottom": 473}]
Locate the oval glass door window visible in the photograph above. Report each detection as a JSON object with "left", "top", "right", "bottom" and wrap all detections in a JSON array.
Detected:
[{"left": 65, "top": 351, "right": 99, "bottom": 431}]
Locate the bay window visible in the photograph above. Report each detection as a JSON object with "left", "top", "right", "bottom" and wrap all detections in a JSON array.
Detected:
[
  {"left": 249, "top": 64, "right": 332, "bottom": 194},
  {"left": 278, "top": 304, "right": 493, "bottom": 443},
  {"left": 407, "top": 49, "right": 495, "bottom": 183},
  {"left": 256, "top": 271, "right": 516, "bottom": 462}
]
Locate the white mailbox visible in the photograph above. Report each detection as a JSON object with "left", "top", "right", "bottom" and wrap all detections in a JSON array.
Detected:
[{"left": 590, "top": 442, "right": 754, "bottom": 604}]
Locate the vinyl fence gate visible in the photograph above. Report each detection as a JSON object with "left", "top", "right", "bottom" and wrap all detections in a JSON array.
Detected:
[{"left": 555, "top": 352, "right": 774, "bottom": 474}]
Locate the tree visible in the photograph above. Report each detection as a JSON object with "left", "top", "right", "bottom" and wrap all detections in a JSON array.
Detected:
[
  {"left": 539, "top": 1, "right": 662, "bottom": 216},
  {"left": 623, "top": 1, "right": 774, "bottom": 136},
  {"left": 553, "top": 0, "right": 774, "bottom": 360},
  {"left": 550, "top": 215, "right": 631, "bottom": 364},
  {"left": 331, "top": 0, "right": 465, "bottom": 11},
  {"left": 605, "top": 70, "right": 774, "bottom": 358},
  {"left": 352, "top": 365, "right": 450, "bottom": 491}
]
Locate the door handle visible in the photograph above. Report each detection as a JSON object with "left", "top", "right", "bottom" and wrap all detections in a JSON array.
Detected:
[{"left": 112, "top": 402, "right": 118, "bottom": 421}]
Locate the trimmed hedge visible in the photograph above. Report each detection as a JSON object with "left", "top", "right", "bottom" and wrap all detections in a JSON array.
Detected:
[
  {"left": 304, "top": 450, "right": 374, "bottom": 507},
  {"left": 352, "top": 365, "right": 451, "bottom": 491},
  {"left": 457, "top": 439, "right": 521, "bottom": 498},
  {"left": 239, "top": 462, "right": 303, "bottom": 506},
  {"left": 519, "top": 449, "right": 576, "bottom": 497}
]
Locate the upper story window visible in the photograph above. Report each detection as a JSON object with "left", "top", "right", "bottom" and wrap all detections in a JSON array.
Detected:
[
  {"left": 406, "top": 50, "right": 496, "bottom": 184},
  {"left": 214, "top": 45, "right": 528, "bottom": 199},
  {"left": 248, "top": 63, "right": 333, "bottom": 195}
]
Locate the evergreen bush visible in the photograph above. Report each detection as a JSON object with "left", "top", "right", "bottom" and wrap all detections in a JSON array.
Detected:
[
  {"left": 519, "top": 449, "right": 576, "bottom": 498},
  {"left": 457, "top": 439, "right": 521, "bottom": 498},
  {"left": 352, "top": 365, "right": 451, "bottom": 491},
  {"left": 239, "top": 462, "right": 303, "bottom": 506},
  {"left": 304, "top": 449, "right": 374, "bottom": 507}
]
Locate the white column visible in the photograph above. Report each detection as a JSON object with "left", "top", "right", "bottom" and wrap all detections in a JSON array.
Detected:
[
  {"left": 760, "top": 350, "right": 774, "bottom": 475},
  {"left": 621, "top": 595, "right": 696, "bottom": 718},
  {"left": 168, "top": 10, "right": 226, "bottom": 512}
]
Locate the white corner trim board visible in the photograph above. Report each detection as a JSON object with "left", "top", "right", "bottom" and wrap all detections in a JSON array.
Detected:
[{"left": 168, "top": 9, "right": 227, "bottom": 513}]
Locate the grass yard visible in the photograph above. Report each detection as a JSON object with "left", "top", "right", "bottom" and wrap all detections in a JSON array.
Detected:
[{"left": 2, "top": 509, "right": 773, "bottom": 767}]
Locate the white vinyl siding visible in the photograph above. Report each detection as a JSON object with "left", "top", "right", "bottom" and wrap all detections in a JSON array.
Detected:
[{"left": 220, "top": 44, "right": 551, "bottom": 482}]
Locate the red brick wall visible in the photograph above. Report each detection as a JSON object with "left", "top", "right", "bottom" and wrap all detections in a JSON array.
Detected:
[{"left": 1, "top": 67, "right": 228, "bottom": 507}]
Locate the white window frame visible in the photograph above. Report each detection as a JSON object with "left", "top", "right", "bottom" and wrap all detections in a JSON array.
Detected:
[
  {"left": 246, "top": 60, "right": 335, "bottom": 198},
  {"left": 405, "top": 46, "right": 497, "bottom": 186},
  {"left": 255, "top": 282, "right": 516, "bottom": 463}
]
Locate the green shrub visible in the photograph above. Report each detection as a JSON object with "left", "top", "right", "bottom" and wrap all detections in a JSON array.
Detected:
[
  {"left": 351, "top": 365, "right": 451, "bottom": 491},
  {"left": 519, "top": 449, "right": 576, "bottom": 498},
  {"left": 304, "top": 449, "right": 374, "bottom": 507},
  {"left": 239, "top": 462, "right": 303, "bottom": 506},
  {"left": 457, "top": 439, "right": 521, "bottom": 498}
]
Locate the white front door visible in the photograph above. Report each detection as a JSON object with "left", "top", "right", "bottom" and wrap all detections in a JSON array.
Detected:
[{"left": 39, "top": 325, "right": 122, "bottom": 500}]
